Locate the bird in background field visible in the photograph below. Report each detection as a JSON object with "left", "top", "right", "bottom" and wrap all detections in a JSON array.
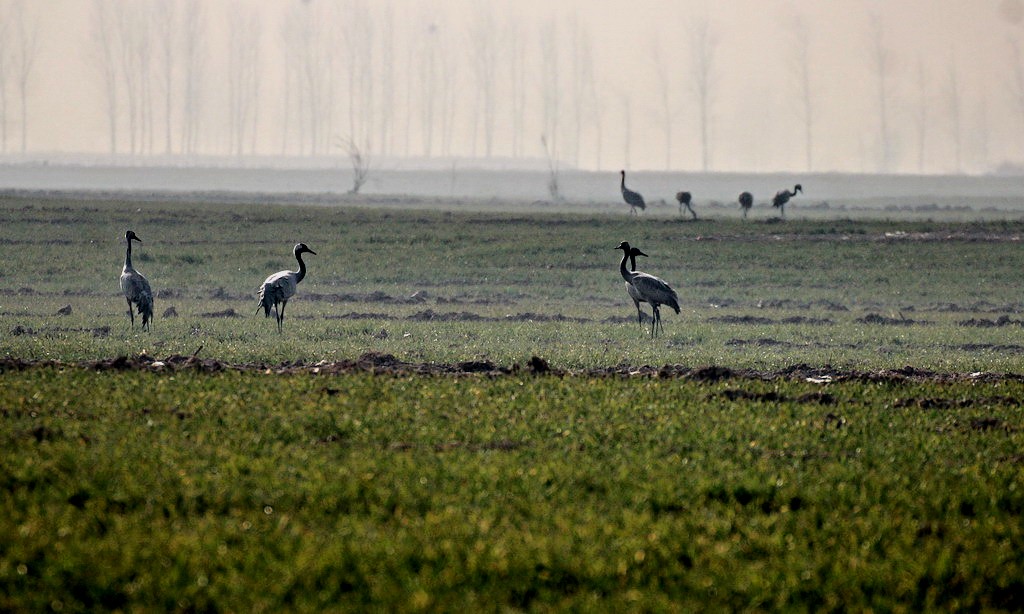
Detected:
[
  {"left": 620, "top": 170, "right": 646, "bottom": 215},
  {"left": 772, "top": 184, "right": 803, "bottom": 217},
  {"left": 616, "top": 241, "right": 680, "bottom": 337},
  {"left": 738, "top": 191, "right": 753, "bottom": 219},
  {"left": 624, "top": 246, "right": 650, "bottom": 331},
  {"left": 676, "top": 191, "right": 696, "bottom": 220},
  {"left": 120, "top": 230, "right": 153, "bottom": 330},
  {"left": 257, "top": 243, "right": 317, "bottom": 333}
]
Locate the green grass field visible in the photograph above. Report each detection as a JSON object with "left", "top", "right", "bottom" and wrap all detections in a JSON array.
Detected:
[
  {"left": 3, "top": 368, "right": 1023, "bottom": 611},
  {"left": 2, "top": 194, "right": 1024, "bottom": 611},
  {"left": 3, "top": 194, "right": 1024, "bottom": 371}
]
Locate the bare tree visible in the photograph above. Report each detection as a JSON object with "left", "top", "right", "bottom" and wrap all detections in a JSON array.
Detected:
[
  {"left": 10, "top": 0, "right": 38, "bottom": 154},
  {"left": 227, "top": 5, "right": 261, "bottom": 157},
  {"left": 153, "top": 0, "right": 176, "bottom": 154},
  {"left": 468, "top": 7, "right": 499, "bottom": 157},
  {"left": 377, "top": 3, "right": 395, "bottom": 156},
  {"left": 438, "top": 32, "right": 459, "bottom": 157},
  {"left": 1009, "top": 39, "right": 1024, "bottom": 150},
  {"left": 342, "top": 0, "right": 374, "bottom": 149},
  {"left": 115, "top": 4, "right": 154, "bottom": 155},
  {"left": 507, "top": 20, "right": 527, "bottom": 158},
  {"left": 689, "top": 17, "right": 718, "bottom": 172},
  {"left": 913, "top": 57, "right": 928, "bottom": 173},
  {"left": 0, "top": 3, "right": 13, "bottom": 154},
  {"left": 946, "top": 51, "right": 963, "bottom": 173},
  {"left": 88, "top": 0, "right": 120, "bottom": 155},
  {"left": 569, "top": 15, "right": 596, "bottom": 167},
  {"left": 788, "top": 15, "right": 814, "bottom": 171},
  {"left": 538, "top": 21, "right": 560, "bottom": 160},
  {"left": 180, "top": 0, "right": 206, "bottom": 156},
  {"left": 541, "top": 134, "right": 561, "bottom": 201},
  {"left": 282, "top": 2, "right": 336, "bottom": 156},
  {"left": 868, "top": 13, "right": 893, "bottom": 173},
  {"left": 338, "top": 136, "right": 372, "bottom": 194},
  {"left": 418, "top": 22, "right": 439, "bottom": 156},
  {"left": 651, "top": 38, "right": 675, "bottom": 170}
]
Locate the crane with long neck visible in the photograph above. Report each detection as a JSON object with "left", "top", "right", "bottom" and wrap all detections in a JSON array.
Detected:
[
  {"left": 625, "top": 246, "right": 650, "bottom": 331},
  {"left": 772, "top": 184, "right": 802, "bottom": 218},
  {"left": 257, "top": 243, "right": 317, "bottom": 333},
  {"left": 620, "top": 170, "right": 646, "bottom": 215},
  {"left": 616, "top": 241, "right": 680, "bottom": 337},
  {"left": 120, "top": 230, "right": 153, "bottom": 330}
]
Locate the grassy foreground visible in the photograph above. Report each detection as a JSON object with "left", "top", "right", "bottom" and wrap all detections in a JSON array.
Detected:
[{"left": 2, "top": 367, "right": 1023, "bottom": 611}]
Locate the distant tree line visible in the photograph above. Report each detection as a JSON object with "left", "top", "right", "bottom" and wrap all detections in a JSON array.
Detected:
[{"left": 0, "top": 0, "right": 1017, "bottom": 174}]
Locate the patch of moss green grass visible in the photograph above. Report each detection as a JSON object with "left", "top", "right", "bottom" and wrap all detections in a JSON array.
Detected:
[{"left": 2, "top": 367, "right": 1023, "bottom": 611}]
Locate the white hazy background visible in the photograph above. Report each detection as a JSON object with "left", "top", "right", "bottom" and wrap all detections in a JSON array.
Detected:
[{"left": 9, "top": 0, "right": 1024, "bottom": 174}]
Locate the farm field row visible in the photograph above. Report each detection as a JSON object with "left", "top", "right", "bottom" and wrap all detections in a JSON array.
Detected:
[
  {"left": 1, "top": 368, "right": 1022, "bottom": 611},
  {"left": 3, "top": 195, "right": 1024, "bottom": 371},
  {"left": 2, "top": 194, "right": 1024, "bottom": 611}
]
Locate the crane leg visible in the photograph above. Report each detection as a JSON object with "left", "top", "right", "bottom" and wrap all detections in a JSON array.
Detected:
[
  {"left": 279, "top": 300, "right": 288, "bottom": 332},
  {"left": 126, "top": 299, "right": 134, "bottom": 327}
]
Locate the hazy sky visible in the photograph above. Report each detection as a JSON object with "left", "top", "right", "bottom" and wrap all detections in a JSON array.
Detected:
[{"left": 14, "top": 0, "right": 1024, "bottom": 173}]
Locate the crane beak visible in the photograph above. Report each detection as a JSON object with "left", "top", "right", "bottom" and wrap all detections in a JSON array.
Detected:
[
  {"left": 636, "top": 250, "right": 649, "bottom": 257},
  {"left": 307, "top": 249, "right": 317, "bottom": 255}
]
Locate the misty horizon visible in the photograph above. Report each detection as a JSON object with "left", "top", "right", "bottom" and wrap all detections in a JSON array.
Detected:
[{"left": 6, "top": 0, "right": 1024, "bottom": 174}]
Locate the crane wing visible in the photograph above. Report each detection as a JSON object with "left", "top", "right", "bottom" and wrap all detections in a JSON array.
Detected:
[
  {"left": 259, "top": 270, "right": 298, "bottom": 302},
  {"left": 631, "top": 272, "right": 680, "bottom": 313}
]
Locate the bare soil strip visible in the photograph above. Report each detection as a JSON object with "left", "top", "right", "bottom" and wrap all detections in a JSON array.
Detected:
[{"left": 2, "top": 353, "right": 1022, "bottom": 383}]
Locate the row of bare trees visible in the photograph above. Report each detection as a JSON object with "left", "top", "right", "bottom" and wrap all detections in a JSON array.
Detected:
[
  {"left": 0, "top": 0, "right": 38, "bottom": 155},
  {"left": 23, "top": 1, "right": 1024, "bottom": 173}
]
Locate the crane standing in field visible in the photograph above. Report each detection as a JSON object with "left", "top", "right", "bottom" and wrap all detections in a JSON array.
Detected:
[
  {"left": 620, "top": 170, "right": 646, "bottom": 215},
  {"left": 738, "top": 191, "right": 753, "bottom": 219},
  {"left": 120, "top": 230, "right": 153, "bottom": 331},
  {"left": 256, "top": 243, "right": 317, "bottom": 333},
  {"left": 624, "top": 245, "right": 651, "bottom": 332},
  {"left": 772, "top": 184, "right": 802, "bottom": 218},
  {"left": 676, "top": 191, "right": 697, "bottom": 219},
  {"left": 616, "top": 241, "right": 680, "bottom": 337}
]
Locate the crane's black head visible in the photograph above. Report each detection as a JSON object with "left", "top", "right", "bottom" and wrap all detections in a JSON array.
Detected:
[
  {"left": 631, "top": 247, "right": 649, "bottom": 258},
  {"left": 125, "top": 230, "right": 141, "bottom": 243},
  {"left": 615, "top": 241, "right": 631, "bottom": 252},
  {"left": 795, "top": 184, "right": 803, "bottom": 193},
  {"left": 294, "top": 243, "right": 317, "bottom": 256}
]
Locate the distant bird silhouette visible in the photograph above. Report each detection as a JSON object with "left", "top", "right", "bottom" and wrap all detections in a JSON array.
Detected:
[
  {"left": 120, "top": 230, "right": 153, "bottom": 330},
  {"left": 676, "top": 191, "right": 696, "bottom": 219},
  {"left": 772, "top": 184, "right": 802, "bottom": 217},
  {"left": 620, "top": 170, "right": 646, "bottom": 215},
  {"left": 256, "top": 243, "right": 316, "bottom": 332},
  {"left": 738, "top": 191, "right": 753, "bottom": 219},
  {"left": 624, "top": 246, "right": 651, "bottom": 331},
  {"left": 616, "top": 241, "right": 680, "bottom": 337}
]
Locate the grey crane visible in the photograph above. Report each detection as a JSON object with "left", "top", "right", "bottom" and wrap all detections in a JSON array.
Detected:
[
  {"left": 771, "top": 184, "right": 802, "bottom": 218},
  {"left": 616, "top": 241, "right": 680, "bottom": 337},
  {"left": 738, "top": 191, "right": 753, "bottom": 219},
  {"left": 624, "top": 246, "right": 651, "bottom": 331},
  {"left": 676, "top": 191, "right": 696, "bottom": 219},
  {"left": 256, "top": 243, "right": 317, "bottom": 332},
  {"left": 120, "top": 230, "right": 154, "bottom": 330},
  {"left": 620, "top": 170, "right": 646, "bottom": 215}
]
